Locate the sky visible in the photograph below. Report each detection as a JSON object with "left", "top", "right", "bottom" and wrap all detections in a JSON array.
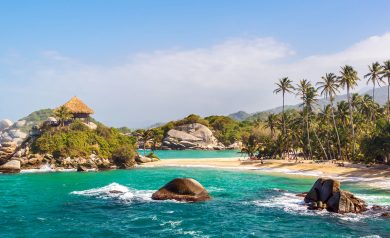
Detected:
[{"left": 1, "top": 0, "right": 390, "bottom": 128}]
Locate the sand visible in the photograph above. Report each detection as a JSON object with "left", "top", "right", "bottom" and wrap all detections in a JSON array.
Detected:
[{"left": 139, "top": 158, "right": 390, "bottom": 190}]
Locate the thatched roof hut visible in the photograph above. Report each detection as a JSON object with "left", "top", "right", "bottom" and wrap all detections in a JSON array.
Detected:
[{"left": 61, "top": 96, "right": 94, "bottom": 118}]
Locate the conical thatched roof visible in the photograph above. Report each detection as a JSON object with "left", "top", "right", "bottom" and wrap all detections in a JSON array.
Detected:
[{"left": 61, "top": 96, "right": 94, "bottom": 114}]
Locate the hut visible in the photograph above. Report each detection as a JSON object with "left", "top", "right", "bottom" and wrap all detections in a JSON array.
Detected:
[{"left": 61, "top": 96, "right": 94, "bottom": 121}]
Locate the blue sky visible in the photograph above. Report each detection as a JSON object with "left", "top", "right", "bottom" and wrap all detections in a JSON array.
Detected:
[{"left": 1, "top": 0, "right": 390, "bottom": 127}]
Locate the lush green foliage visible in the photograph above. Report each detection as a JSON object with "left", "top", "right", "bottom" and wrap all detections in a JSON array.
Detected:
[
  {"left": 32, "top": 120, "right": 137, "bottom": 161},
  {"left": 240, "top": 61, "right": 390, "bottom": 164}
]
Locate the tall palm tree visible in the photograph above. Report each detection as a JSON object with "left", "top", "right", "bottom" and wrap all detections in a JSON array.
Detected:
[
  {"left": 338, "top": 65, "right": 360, "bottom": 160},
  {"left": 273, "top": 77, "right": 294, "bottom": 136},
  {"left": 296, "top": 79, "right": 312, "bottom": 159},
  {"left": 381, "top": 60, "right": 390, "bottom": 121},
  {"left": 317, "top": 73, "right": 342, "bottom": 159},
  {"left": 304, "top": 86, "right": 319, "bottom": 159},
  {"left": 364, "top": 62, "right": 383, "bottom": 100}
]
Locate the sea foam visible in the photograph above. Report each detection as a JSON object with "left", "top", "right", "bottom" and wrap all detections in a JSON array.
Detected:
[{"left": 70, "top": 183, "right": 154, "bottom": 203}]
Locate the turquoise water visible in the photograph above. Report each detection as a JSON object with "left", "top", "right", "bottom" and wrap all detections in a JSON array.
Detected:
[
  {"left": 1, "top": 167, "right": 389, "bottom": 237},
  {"left": 137, "top": 149, "right": 242, "bottom": 159}
]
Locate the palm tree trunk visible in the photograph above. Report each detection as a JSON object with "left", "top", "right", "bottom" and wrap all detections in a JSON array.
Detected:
[
  {"left": 330, "top": 99, "right": 341, "bottom": 159},
  {"left": 282, "top": 92, "right": 286, "bottom": 135},
  {"left": 313, "top": 129, "right": 328, "bottom": 160},
  {"left": 387, "top": 77, "right": 390, "bottom": 121},
  {"left": 306, "top": 110, "right": 312, "bottom": 159},
  {"left": 347, "top": 87, "right": 355, "bottom": 161},
  {"left": 373, "top": 84, "right": 375, "bottom": 101}
]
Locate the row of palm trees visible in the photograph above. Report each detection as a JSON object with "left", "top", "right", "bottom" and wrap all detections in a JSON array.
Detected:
[{"left": 269, "top": 60, "right": 390, "bottom": 162}]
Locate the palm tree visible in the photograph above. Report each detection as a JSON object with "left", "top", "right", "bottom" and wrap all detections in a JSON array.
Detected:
[
  {"left": 381, "top": 60, "right": 390, "bottom": 121},
  {"left": 338, "top": 65, "right": 360, "bottom": 160},
  {"left": 317, "top": 73, "right": 342, "bottom": 159},
  {"left": 296, "top": 79, "right": 312, "bottom": 159},
  {"left": 54, "top": 106, "right": 72, "bottom": 127},
  {"left": 273, "top": 77, "right": 294, "bottom": 136},
  {"left": 264, "top": 113, "right": 277, "bottom": 138},
  {"left": 364, "top": 62, "right": 383, "bottom": 100}
]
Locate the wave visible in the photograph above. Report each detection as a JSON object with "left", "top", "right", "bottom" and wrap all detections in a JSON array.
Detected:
[
  {"left": 70, "top": 183, "right": 154, "bottom": 203},
  {"left": 21, "top": 164, "right": 77, "bottom": 173},
  {"left": 251, "top": 190, "right": 389, "bottom": 222}
]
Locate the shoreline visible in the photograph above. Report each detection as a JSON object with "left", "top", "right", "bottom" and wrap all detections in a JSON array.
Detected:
[{"left": 139, "top": 157, "right": 390, "bottom": 190}]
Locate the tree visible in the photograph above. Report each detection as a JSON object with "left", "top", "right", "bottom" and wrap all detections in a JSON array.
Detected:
[
  {"left": 273, "top": 77, "right": 294, "bottom": 136},
  {"left": 296, "top": 79, "right": 313, "bottom": 159},
  {"left": 381, "top": 60, "right": 390, "bottom": 121},
  {"left": 264, "top": 113, "right": 277, "bottom": 138},
  {"left": 364, "top": 62, "right": 383, "bottom": 100},
  {"left": 317, "top": 73, "right": 342, "bottom": 159},
  {"left": 54, "top": 106, "right": 72, "bottom": 127},
  {"left": 338, "top": 65, "right": 360, "bottom": 160}
]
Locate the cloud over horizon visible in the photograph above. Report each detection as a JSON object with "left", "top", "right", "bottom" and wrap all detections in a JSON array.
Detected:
[{"left": 1, "top": 33, "right": 390, "bottom": 128}]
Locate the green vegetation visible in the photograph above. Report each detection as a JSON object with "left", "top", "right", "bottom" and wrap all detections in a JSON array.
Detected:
[
  {"left": 31, "top": 120, "right": 137, "bottom": 166},
  {"left": 54, "top": 106, "right": 72, "bottom": 126},
  {"left": 240, "top": 61, "right": 390, "bottom": 164}
]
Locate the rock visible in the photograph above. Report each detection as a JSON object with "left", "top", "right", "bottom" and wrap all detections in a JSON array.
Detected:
[
  {"left": 8, "top": 130, "right": 27, "bottom": 139},
  {"left": 136, "top": 155, "right": 153, "bottom": 163},
  {"left": 84, "top": 122, "right": 97, "bottom": 130},
  {"left": 152, "top": 178, "right": 211, "bottom": 202},
  {"left": 0, "top": 159, "right": 21, "bottom": 173},
  {"left": 296, "top": 192, "right": 308, "bottom": 198},
  {"left": 77, "top": 165, "right": 89, "bottom": 172},
  {"left": 13, "top": 120, "right": 26, "bottom": 128},
  {"left": 227, "top": 141, "right": 243, "bottom": 150},
  {"left": 162, "top": 123, "right": 225, "bottom": 150},
  {"left": 0, "top": 119, "right": 13, "bottom": 130},
  {"left": 381, "top": 212, "right": 390, "bottom": 218},
  {"left": 326, "top": 190, "right": 367, "bottom": 214},
  {"left": 319, "top": 179, "right": 340, "bottom": 202},
  {"left": 1, "top": 141, "right": 17, "bottom": 148},
  {"left": 304, "top": 178, "right": 324, "bottom": 203}
]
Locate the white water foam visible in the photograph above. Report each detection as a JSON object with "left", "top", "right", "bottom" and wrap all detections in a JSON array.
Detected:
[
  {"left": 21, "top": 164, "right": 77, "bottom": 173},
  {"left": 70, "top": 183, "right": 155, "bottom": 203},
  {"left": 251, "top": 190, "right": 388, "bottom": 222}
]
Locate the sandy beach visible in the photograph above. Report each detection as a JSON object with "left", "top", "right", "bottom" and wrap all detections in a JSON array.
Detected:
[{"left": 139, "top": 158, "right": 390, "bottom": 189}]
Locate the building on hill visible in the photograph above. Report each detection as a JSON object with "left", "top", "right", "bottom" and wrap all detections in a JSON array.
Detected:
[{"left": 61, "top": 96, "right": 94, "bottom": 121}]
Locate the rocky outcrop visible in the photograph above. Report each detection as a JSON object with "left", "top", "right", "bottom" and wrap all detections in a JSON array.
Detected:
[
  {"left": 0, "top": 142, "right": 17, "bottom": 164},
  {"left": 0, "top": 119, "right": 28, "bottom": 146},
  {"left": 303, "top": 178, "right": 367, "bottom": 214},
  {"left": 162, "top": 123, "right": 225, "bottom": 150},
  {"left": 152, "top": 178, "right": 211, "bottom": 202}
]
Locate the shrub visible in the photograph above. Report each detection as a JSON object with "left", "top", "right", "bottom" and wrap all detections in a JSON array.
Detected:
[{"left": 112, "top": 145, "right": 136, "bottom": 168}]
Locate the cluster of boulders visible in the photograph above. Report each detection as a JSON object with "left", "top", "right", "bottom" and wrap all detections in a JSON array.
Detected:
[
  {"left": 161, "top": 123, "right": 226, "bottom": 150},
  {"left": 135, "top": 155, "right": 159, "bottom": 164},
  {"left": 0, "top": 119, "right": 28, "bottom": 146},
  {"left": 302, "top": 178, "right": 367, "bottom": 213}
]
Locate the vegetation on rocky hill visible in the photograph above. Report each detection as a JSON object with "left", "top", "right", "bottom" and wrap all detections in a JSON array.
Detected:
[{"left": 31, "top": 120, "right": 137, "bottom": 165}]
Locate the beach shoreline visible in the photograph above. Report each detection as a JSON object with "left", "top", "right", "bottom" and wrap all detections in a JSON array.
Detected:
[{"left": 139, "top": 157, "right": 390, "bottom": 190}]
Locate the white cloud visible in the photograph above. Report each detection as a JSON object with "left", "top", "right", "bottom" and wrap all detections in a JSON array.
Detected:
[{"left": 1, "top": 33, "right": 390, "bottom": 127}]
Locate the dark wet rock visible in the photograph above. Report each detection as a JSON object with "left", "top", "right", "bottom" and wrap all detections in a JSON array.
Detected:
[
  {"left": 152, "top": 178, "right": 211, "bottom": 202},
  {"left": 381, "top": 212, "right": 390, "bottom": 218},
  {"left": 303, "top": 178, "right": 366, "bottom": 214}
]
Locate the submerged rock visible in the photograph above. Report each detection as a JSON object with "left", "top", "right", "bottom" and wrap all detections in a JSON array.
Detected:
[{"left": 152, "top": 178, "right": 211, "bottom": 202}]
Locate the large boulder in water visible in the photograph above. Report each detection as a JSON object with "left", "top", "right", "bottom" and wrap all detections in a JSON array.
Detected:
[
  {"left": 303, "top": 178, "right": 366, "bottom": 214},
  {"left": 327, "top": 190, "right": 367, "bottom": 214},
  {"left": 0, "top": 159, "right": 21, "bottom": 173},
  {"left": 152, "top": 178, "right": 211, "bottom": 202}
]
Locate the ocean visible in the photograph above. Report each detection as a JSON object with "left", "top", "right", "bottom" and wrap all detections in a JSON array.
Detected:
[{"left": 0, "top": 152, "right": 389, "bottom": 237}]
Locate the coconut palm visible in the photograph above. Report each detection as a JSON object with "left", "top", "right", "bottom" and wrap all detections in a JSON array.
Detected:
[
  {"left": 273, "top": 77, "right": 294, "bottom": 136},
  {"left": 317, "top": 73, "right": 342, "bottom": 158},
  {"left": 54, "top": 105, "right": 72, "bottom": 127},
  {"left": 338, "top": 65, "right": 360, "bottom": 160},
  {"left": 264, "top": 113, "right": 277, "bottom": 138},
  {"left": 364, "top": 62, "right": 383, "bottom": 100},
  {"left": 296, "top": 79, "right": 313, "bottom": 159},
  {"left": 381, "top": 60, "right": 390, "bottom": 121}
]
